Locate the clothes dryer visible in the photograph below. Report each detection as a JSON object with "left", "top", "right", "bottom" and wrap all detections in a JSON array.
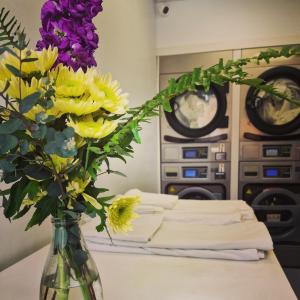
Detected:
[
  {"left": 160, "top": 51, "right": 232, "bottom": 147},
  {"left": 239, "top": 47, "right": 300, "bottom": 160}
]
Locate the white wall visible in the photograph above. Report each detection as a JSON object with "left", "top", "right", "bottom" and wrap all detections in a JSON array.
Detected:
[
  {"left": 0, "top": 0, "right": 157, "bottom": 270},
  {"left": 156, "top": 0, "right": 300, "bottom": 56}
]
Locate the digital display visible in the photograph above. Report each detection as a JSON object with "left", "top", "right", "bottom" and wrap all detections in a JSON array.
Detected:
[
  {"left": 183, "top": 150, "right": 198, "bottom": 158},
  {"left": 183, "top": 147, "right": 208, "bottom": 159},
  {"left": 183, "top": 169, "right": 198, "bottom": 178},
  {"left": 265, "top": 148, "right": 279, "bottom": 157},
  {"left": 265, "top": 168, "right": 279, "bottom": 177}
]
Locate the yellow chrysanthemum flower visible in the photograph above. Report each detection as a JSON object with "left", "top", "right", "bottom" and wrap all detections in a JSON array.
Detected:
[
  {"left": 7, "top": 77, "right": 60, "bottom": 121},
  {"left": 0, "top": 60, "right": 12, "bottom": 81},
  {"left": 53, "top": 94, "right": 103, "bottom": 116},
  {"left": 106, "top": 195, "right": 140, "bottom": 233},
  {"left": 51, "top": 64, "right": 87, "bottom": 97},
  {"left": 3, "top": 47, "right": 58, "bottom": 75},
  {"left": 7, "top": 76, "right": 42, "bottom": 100},
  {"left": 88, "top": 72, "right": 129, "bottom": 115},
  {"left": 67, "top": 115, "right": 118, "bottom": 139}
]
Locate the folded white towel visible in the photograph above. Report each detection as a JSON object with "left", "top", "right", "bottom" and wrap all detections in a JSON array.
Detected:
[
  {"left": 146, "top": 220, "right": 273, "bottom": 251},
  {"left": 87, "top": 242, "right": 265, "bottom": 261},
  {"left": 164, "top": 210, "right": 241, "bottom": 225},
  {"left": 125, "top": 189, "right": 178, "bottom": 209},
  {"left": 83, "top": 213, "right": 164, "bottom": 243},
  {"left": 173, "top": 200, "right": 255, "bottom": 221},
  {"left": 136, "top": 205, "right": 164, "bottom": 214}
]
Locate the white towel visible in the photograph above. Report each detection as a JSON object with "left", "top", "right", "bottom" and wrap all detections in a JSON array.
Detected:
[
  {"left": 125, "top": 189, "right": 178, "bottom": 209},
  {"left": 84, "top": 213, "right": 164, "bottom": 243},
  {"left": 146, "top": 221, "right": 273, "bottom": 251},
  {"left": 136, "top": 205, "right": 164, "bottom": 214},
  {"left": 87, "top": 243, "right": 264, "bottom": 261},
  {"left": 164, "top": 210, "right": 242, "bottom": 225},
  {"left": 173, "top": 200, "right": 255, "bottom": 220},
  {"left": 85, "top": 219, "right": 273, "bottom": 261}
]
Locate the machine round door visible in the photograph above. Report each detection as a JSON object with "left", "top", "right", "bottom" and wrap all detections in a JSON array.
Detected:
[
  {"left": 165, "top": 84, "right": 227, "bottom": 138},
  {"left": 246, "top": 66, "right": 300, "bottom": 135},
  {"left": 177, "top": 187, "right": 217, "bottom": 200},
  {"left": 252, "top": 188, "right": 298, "bottom": 206}
]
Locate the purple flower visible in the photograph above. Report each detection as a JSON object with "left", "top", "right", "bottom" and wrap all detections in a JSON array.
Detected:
[{"left": 37, "top": 0, "right": 103, "bottom": 71}]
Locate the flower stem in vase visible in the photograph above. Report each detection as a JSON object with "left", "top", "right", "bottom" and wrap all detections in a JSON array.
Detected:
[{"left": 56, "top": 251, "right": 70, "bottom": 300}]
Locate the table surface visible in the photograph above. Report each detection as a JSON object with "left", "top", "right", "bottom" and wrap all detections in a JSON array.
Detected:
[{"left": 0, "top": 245, "right": 296, "bottom": 300}]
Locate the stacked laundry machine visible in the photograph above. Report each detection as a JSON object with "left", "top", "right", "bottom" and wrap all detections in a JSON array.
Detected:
[
  {"left": 238, "top": 47, "right": 300, "bottom": 287},
  {"left": 160, "top": 51, "right": 232, "bottom": 200}
]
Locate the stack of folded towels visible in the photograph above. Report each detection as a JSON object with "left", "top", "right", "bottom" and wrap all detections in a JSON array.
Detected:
[{"left": 83, "top": 189, "right": 273, "bottom": 261}]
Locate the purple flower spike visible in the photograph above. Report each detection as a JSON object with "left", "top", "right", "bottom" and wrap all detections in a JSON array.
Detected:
[{"left": 37, "top": 0, "right": 103, "bottom": 71}]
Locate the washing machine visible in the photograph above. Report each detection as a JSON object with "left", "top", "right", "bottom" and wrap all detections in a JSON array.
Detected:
[
  {"left": 162, "top": 162, "right": 230, "bottom": 200},
  {"left": 239, "top": 161, "right": 300, "bottom": 268},
  {"left": 160, "top": 50, "right": 233, "bottom": 150},
  {"left": 240, "top": 46, "right": 300, "bottom": 161}
]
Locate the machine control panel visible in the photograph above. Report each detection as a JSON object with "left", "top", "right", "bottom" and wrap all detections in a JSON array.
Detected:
[
  {"left": 263, "top": 166, "right": 291, "bottom": 178},
  {"left": 263, "top": 145, "right": 291, "bottom": 158},
  {"left": 182, "top": 167, "right": 208, "bottom": 178}
]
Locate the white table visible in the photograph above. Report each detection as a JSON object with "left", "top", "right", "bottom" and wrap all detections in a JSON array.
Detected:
[{"left": 0, "top": 246, "right": 296, "bottom": 300}]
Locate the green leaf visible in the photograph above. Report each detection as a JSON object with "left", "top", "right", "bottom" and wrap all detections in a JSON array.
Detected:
[
  {"left": 0, "top": 159, "right": 15, "bottom": 172},
  {"left": 23, "top": 164, "right": 53, "bottom": 181},
  {"left": 21, "top": 57, "right": 38, "bottom": 63},
  {"left": 19, "top": 139, "right": 29, "bottom": 155},
  {"left": 73, "top": 249, "right": 88, "bottom": 266},
  {"left": 5, "top": 64, "right": 21, "bottom": 77},
  {"left": 88, "top": 146, "right": 101, "bottom": 154},
  {"left": 47, "top": 181, "right": 62, "bottom": 198},
  {"left": 26, "top": 196, "right": 56, "bottom": 230},
  {"left": 109, "top": 170, "right": 127, "bottom": 177},
  {"left": 12, "top": 205, "right": 31, "bottom": 220},
  {"left": 0, "top": 134, "right": 18, "bottom": 154},
  {"left": 0, "top": 119, "right": 23, "bottom": 134},
  {"left": 161, "top": 98, "right": 172, "bottom": 112},
  {"left": 32, "top": 124, "right": 47, "bottom": 140},
  {"left": 240, "top": 78, "right": 265, "bottom": 86},
  {"left": 19, "top": 92, "right": 41, "bottom": 113},
  {"left": 4, "top": 177, "right": 29, "bottom": 218},
  {"left": 130, "top": 122, "right": 141, "bottom": 144}
]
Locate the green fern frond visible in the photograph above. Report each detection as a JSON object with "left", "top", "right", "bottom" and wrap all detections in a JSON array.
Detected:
[{"left": 0, "top": 7, "right": 28, "bottom": 49}]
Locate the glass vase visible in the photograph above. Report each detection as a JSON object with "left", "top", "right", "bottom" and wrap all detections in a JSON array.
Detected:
[{"left": 40, "top": 215, "right": 103, "bottom": 300}]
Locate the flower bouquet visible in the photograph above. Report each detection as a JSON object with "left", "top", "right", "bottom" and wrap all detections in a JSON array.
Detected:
[{"left": 0, "top": 1, "right": 299, "bottom": 299}]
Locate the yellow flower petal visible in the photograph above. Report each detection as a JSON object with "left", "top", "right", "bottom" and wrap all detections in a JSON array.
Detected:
[
  {"left": 7, "top": 76, "right": 42, "bottom": 100},
  {"left": 106, "top": 195, "right": 140, "bottom": 233},
  {"left": 67, "top": 115, "right": 118, "bottom": 139},
  {"left": 51, "top": 64, "right": 87, "bottom": 98},
  {"left": 82, "top": 193, "right": 102, "bottom": 210},
  {"left": 89, "top": 73, "right": 129, "bottom": 115},
  {"left": 3, "top": 47, "right": 58, "bottom": 75},
  {"left": 53, "top": 96, "right": 103, "bottom": 116}
]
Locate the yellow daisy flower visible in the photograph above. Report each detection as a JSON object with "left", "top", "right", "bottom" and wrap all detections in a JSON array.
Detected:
[
  {"left": 3, "top": 46, "right": 58, "bottom": 75},
  {"left": 66, "top": 115, "right": 118, "bottom": 139},
  {"left": 106, "top": 195, "right": 140, "bottom": 233},
  {"left": 88, "top": 72, "right": 129, "bottom": 115}
]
